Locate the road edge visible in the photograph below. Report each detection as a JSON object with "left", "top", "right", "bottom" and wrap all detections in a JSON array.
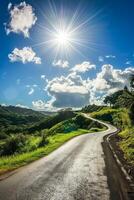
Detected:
[{"left": 103, "top": 131, "right": 134, "bottom": 199}]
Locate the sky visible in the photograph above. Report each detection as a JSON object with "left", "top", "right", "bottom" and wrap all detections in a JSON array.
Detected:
[{"left": 0, "top": 0, "right": 134, "bottom": 111}]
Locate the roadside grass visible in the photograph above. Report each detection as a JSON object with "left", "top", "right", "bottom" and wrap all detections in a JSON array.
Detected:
[
  {"left": 91, "top": 107, "right": 134, "bottom": 164},
  {"left": 0, "top": 129, "right": 99, "bottom": 174},
  {"left": 118, "top": 128, "right": 134, "bottom": 164}
]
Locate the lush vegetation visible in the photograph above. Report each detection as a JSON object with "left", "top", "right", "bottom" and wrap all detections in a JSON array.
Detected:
[
  {"left": 0, "top": 129, "right": 89, "bottom": 173},
  {"left": 0, "top": 106, "right": 105, "bottom": 174},
  {"left": 0, "top": 105, "right": 47, "bottom": 138},
  {"left": 90, "top": 75, "right": 134, "bottom": 164},
  {"left": 82, "top": 104, "right": 105, "bottom": 113},
  {"left": 91, "top": 107, "right": 134, "bottom": 164}
]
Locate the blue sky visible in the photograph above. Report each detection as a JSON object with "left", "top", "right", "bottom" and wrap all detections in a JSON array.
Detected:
[{"left": 0, "top": 0, "right": 134, "bottom": 110}]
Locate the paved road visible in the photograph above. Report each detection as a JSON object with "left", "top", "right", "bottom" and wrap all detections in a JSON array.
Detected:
[{"left": 0, "top": 115, "right": 117, "bottom": 200}]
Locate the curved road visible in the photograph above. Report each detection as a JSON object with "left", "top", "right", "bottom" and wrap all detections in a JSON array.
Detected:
[{"left": 0, "top": 115, "right": 117, "bottom": 200}]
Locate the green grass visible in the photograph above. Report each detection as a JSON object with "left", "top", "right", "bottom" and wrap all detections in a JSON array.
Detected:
[
  {"left": 118, "top": 128, "right": 134, "bottom": 164},
  {"left": 0, "top": 129, "right": 95, "bottom": 174},
  {"left": 91, "top": 107, "right": 134, "bottom": 164}
]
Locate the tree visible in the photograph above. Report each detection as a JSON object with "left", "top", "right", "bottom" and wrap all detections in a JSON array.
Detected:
[
  {"left": 104, "top": 90, "right": 124, "bottom": 107},
  {"left": 130, "top": 74, "right": 134, "bottom": 92}
]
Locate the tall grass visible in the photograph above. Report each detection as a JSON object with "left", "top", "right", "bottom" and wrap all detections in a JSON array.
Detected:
[{"left": 0, "top": 129, "right": 90, "bottom": 174}]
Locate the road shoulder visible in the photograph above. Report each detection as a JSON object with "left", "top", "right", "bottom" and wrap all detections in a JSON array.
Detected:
[{"left": 103, "top": 132, "right": 134, "bottom": 200}]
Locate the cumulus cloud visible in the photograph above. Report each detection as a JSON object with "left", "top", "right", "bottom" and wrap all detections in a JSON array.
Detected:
[
  {"left": 36, "top": 63, "right": 134, "bottom": 109},
  {"left": 92, "top": 64, "right": 134, "bottom": 95},
  {"left": 32, "top": 100, "right": 46, "bottom": 110},
  {"left": 46, "top": 73, "right": 90, "bottom": 108},
  {"left": 6, "top": 1, "right": 37, "bottom": 37},
  {"left": 52, "top": 59, "right": 69, "bottom": 68},
  {"left": 71, "top": 61, "right": 96, "bottom": 73},
  {"left": 8, "top": 47, "right": 41, "bottom": 64}
]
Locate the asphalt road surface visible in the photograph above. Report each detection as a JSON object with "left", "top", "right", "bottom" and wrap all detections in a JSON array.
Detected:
[{"left": 0, "top": 115, "right": 117, "bottom": 200}]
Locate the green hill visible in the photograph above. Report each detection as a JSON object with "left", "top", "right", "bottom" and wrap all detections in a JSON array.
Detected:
[{"left": 91, "top": 107, "right": 134, "bottom": 164}]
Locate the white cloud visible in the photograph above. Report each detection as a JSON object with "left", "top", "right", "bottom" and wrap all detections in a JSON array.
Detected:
[
  {"left": 8, "top": 47, "right": 41, "bottom": 64},
  {"left": 105, "top": 55, "right": 116, "bottom": 58},
  {"left": 28, "top": 88, "right": 34, "bottom": 95},
  {"left": 40, "top": 64, "right": 134, "bottom": 108},
  {"left": 126, "top": 61, "right": 131, "bottom": 65},
  {"left": 41, "top": 75, "right": 45, "bottom": 80},
  {"left": 1, "top": 103, "right": 7, "bottom": 107},
  {"left": 32, "top": 99, "right": 57, "bottom": 111},
  {"left": 92, "top": 65, "right": 134, "bottom": 95},
  {"left": 52, "top": 59, "right": 69, "bottom": 68},
  {"left": 32, "top": 100, "right": 46, "bottom": 110},
  {"left": 6, "top": 1, "right": 37, "bottom": 37},
  {"left": 26, "top": 84, "right": 38, "bottom": 95},
  {"left": 98, "top": 56, "right": 104, "bottom": 62},
  {"left": 71, "top": 61, "right": 96, "bottom": 73},
  {"left": 46, "top": 73, "right": 90, "bottom": 108},
  {"left": 16, "top": 104, "right": 29, "bottom": 109},
  {"left": 33, "top": 84, "right": 38, "bottom": 87},
  {"left": 8, "top": 2, "right": 12, "bottom": 10}
]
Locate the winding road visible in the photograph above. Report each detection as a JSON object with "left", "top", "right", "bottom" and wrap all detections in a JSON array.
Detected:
[{"left": 0, "top": 115, "right": 117, "bottom": 200}]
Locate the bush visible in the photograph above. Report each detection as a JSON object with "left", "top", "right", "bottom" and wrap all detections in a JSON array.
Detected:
[
  {"left": 38, "top": 134, "right": 49, "bottom": 147},
  {"left": 1, "top": 134, "right": 26, "bottom": 156},
  {"left": 0, "top": 132, "right": 8, "bottom": 139}
]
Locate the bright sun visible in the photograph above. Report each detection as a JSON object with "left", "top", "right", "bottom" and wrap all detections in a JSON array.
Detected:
[
  {"left": 33, "top": 3, "right": 92, "bottom": 57},
  {"left": 54, "top": 29, "right": 72, "bottom": 47},
  {"left": 56, "top": 31, "right": 69, "bottom": 46}
]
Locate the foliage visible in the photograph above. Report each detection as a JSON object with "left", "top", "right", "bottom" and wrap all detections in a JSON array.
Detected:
[
  {"left": 104, "top": 90, "right": 124, "bottom": 107},
  {"left": 0, "top": 134, "right": 26, "bottom": 156},
  {"left": 48, "top": 114, "right": 105, "bottom": 135},
  {"left": 91, "top": 106, "right": 134, "bottom": 163},
  {"left": 0, "top": 105, "right": 47, "bottom": 135},
  {"left": 0, "top": 129, "right": 89, "bottom": 173},
  {"left": 81, "top": 104, "right": 105, "bottom": 113},
  {"left": 118, "top": 128, "right": 134, "bottom": 164},
  {"left": 27, "top": 110, "right": 76, "bottom": 133}
]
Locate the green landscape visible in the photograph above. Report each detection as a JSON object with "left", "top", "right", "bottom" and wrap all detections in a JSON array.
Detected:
[
  {"left": 0, "top": 105, "right": 105, "bottom": 174},
  {"left": 0, "top": 75, "right": 134, "bottom": 176}
]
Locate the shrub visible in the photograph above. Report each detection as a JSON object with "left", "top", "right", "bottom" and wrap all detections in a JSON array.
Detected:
[
  {"left": 1, "top": 134, "right": 26, "bottom": 156},
  {"left": 38, "top": 134, "right": 49, "bottom": 147}
]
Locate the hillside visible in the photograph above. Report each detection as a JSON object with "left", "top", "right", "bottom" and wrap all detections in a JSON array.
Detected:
[
  {"left": 0, "top": 105, "right": 46, "bottom": 126},
  {"left": 81, "top": 104, "right": 105, "bottom": 113},
  {"left": 90, "top": 107, "right": 134, "bottom": 164}
]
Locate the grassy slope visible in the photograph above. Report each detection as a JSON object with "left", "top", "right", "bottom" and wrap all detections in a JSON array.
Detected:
[
  {"left": 91, "top": 107, "right": 134, "bottom": 164},
  {"left": 0, "top": 129, "right": 89, "bottom": 174},
  {"left": 0, "top": 113, "right": 106, "bottom": 174}
]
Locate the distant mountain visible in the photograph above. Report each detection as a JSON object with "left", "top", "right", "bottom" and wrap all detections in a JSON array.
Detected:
[
  {"left": 0, "top": 105, "right": 47, "bottom": 131},
  {"left": 0, "top": 105, "right": 45, "bottom": 117}
]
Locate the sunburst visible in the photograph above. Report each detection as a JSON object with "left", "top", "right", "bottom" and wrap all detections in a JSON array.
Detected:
[{"left": 32, "top": 1, "right": 101, "bottom": 58}]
